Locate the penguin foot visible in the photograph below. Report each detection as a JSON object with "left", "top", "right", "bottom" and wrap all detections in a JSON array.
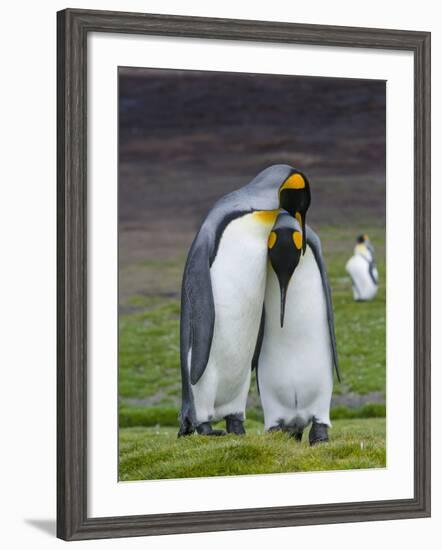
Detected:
[
  {"left": 177, "top": 418, "right": 195, "bottom": 438},
  {"left": 225, "top": 415, "right": 246, "bottom": 435},
  {"left": 309, "top": 422, "right": 329, "bottom": 446},
  {"left": 268, "top": 425, "right": 282, "bottom": 433},
  {"left": 196, "top": 422, "right": 226, "bottom": 436},
  {"left": 268, "top": 423, "right": 303, "bottom": 440}
]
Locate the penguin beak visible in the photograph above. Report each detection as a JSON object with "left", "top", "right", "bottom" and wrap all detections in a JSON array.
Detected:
[
  {"left": 279, "top": 200, "right": 307, "bottom": 255},
  {"left": 278, "top": 183, "right": 310, "bottom": 256},
  {"left": 279, "top": 281, "right": 288, "bottom": 328},
  {"left": 269, "top": 242, "right": 300, "bottom": 328},
  {"left": 296, "top": 213, "right": 307, "bottom": 255}
]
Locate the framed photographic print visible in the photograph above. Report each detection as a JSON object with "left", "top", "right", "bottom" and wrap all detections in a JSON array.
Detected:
[{"left": 57, "top": 8, "right": 431, "bottom": 541}]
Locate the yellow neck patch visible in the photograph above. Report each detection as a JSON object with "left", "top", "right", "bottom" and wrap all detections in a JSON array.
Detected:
[
  {"left": 293, "top": 231, "right": 303, "bottom": 250},
  {"left": 252, "top": 209, "right": 279, "bottom": 225},
  {"left": 280, "top": 173, "right": 306, "bottom": 191},
  {"left": 295, "top": 212, "right": 303, "bottom": 227}
]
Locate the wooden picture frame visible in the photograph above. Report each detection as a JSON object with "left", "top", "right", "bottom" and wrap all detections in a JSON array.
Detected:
[{"left": 57, "top": 8, "right": 431, "bottom": 541}]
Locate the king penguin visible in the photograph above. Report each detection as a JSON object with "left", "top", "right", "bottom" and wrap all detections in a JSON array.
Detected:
[
  {"left": 178, "top": 165, "right": 311, "bottom": 437},
  {"left": 345, "top": 234, "right": 379, "bottom": 301},
  {"left": 253, "top": 212, "right": 340, "bottom": 445}
]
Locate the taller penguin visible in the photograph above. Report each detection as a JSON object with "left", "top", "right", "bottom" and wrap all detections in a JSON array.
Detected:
[{"left": 178, "top": 165, "right": 311, "bottom": 437}]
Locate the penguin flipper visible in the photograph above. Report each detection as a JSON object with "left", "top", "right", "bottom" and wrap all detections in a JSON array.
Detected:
[
  {"left": 369, "top": 261, "right": 379, "bottom": 286},
  {"left": 251, "top": 306, "right": 265, "bottom": 371},
  {"left": 306, "top": 226, "right": 341, "bottom": 383},
  {"left": 251, "top": 306, "right": 265, "bottom": 394},
  {"left": 183, "top": 239, "right": 215, "bottom": 386}
]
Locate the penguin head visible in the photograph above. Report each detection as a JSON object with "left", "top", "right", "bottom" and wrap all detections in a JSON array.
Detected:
[
  {"left": 278, "top": 171, "right": 311, "bottom": 255},
  {"left": 355, "top": 234, "right": 374, "bottom": 258},
  {"left": 268, "top": 212, "right": 303, "bottom": 328}
]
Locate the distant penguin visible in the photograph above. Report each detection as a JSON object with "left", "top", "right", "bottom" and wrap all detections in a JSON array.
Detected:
[
  {"left": 253, "top": 213, "right": 340, "bottom": 445},
  {"left": 178, "top": 165, "right": 311, "bottom": 437},
  {"left": 345, "top": 234, "right": 378, "bottom": 301}
]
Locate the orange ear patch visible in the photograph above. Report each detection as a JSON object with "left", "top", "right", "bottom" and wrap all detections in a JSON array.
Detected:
[
  {"left": 268, "top": 231, "right": 277, "bottom": 249},
  {"left": 280, "top": 173, "right": 306, "bottom": 191},
  {"left": 295, "top": 212, "right": 302, "bottom": 227},
  {"left": 293, "top": 231, "right": 303, "bottom": 250}
]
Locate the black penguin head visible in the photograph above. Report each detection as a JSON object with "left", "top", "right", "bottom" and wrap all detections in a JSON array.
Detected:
[
  {"left": 356, "top": 233, "right": 374, "bottom": 257},
  {"left": 268, "top": 212, "right": 303, "bottom": 328},
  {"left": 278, "top": 171, "right": 311, "bottom": 254}
]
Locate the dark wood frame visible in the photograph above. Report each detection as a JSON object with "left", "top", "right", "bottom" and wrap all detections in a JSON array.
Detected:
[{"left": 57, "top": 8, "right": 431, "bottom": 541}]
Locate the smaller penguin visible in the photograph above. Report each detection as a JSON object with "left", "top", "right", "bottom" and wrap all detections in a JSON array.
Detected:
[
  {"left": 345, "top": 234, "right": 379, "bottom": 301},
  {"left": 253, "top": 213, "right": 340, "bottom": 445}
]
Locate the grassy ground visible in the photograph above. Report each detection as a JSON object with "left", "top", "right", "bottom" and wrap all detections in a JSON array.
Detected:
[
  {"left": 118, "top": 224, "right": 386, "bottom": 480},
  {"left": 119, "top": 418, "right": 386, "bottom": 481},
  {"left": 326, "top": 226, "right": 386, "bottom": 396}
]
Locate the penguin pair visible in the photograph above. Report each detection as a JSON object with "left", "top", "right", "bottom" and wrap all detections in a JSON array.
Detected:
[
  {"left": 346, "top": 234, "right": 379, "bottom": 301},
  {"left": 178, "top": 165, "right": 338, "bottom": 442}
]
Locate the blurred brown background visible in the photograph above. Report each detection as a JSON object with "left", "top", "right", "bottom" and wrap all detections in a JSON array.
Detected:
[{"left": 119, "top": 67, "right": 385, "bottom": 306}]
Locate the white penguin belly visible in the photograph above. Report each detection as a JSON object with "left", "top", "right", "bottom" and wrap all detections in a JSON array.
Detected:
[
  {"left": 259, "top": 246, "right": 333, "bottom": 431},
  {"left": 346, "top": 255, "right": 378, "bottom": 301},
  {"left": 191, "top": 212, "right": 275, "bottom": 423}
]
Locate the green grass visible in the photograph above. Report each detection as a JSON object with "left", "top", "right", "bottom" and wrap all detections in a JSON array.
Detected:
[
  {"left": 118, "top": 402, "right": 386, "bottom": 429},
  {"left": 326, "top": 227, "right": 386, "bottom": 395},
  {"left": 119, "top": 299, "right": 180, "bottom": 402},
  {"left": 119, "top": 418, "right": 386, "bottom": 481}
]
